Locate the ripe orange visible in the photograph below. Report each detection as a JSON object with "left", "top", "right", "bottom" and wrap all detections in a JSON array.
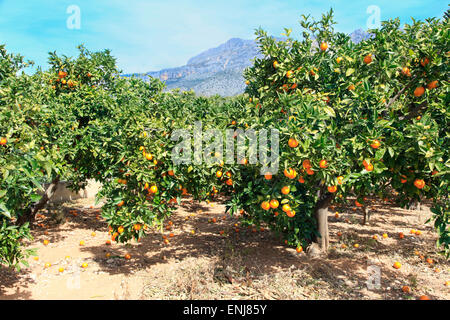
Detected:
[
  {"left": 327, "top": 185, "right": 337, "bottom": 193},
  {"left": 296, "top": 246, "right": 303, "bottom": 253},
  {"left": 225, "top": 178, "right": 233, "bottom": 186},
  {"left": 145, "top": 153, "right": 153, "bottom": 161},
  {"left": 261, "top": 201, "right": 270, "bottom": 211},
  {"left": 426, "top": 258, "right": 433, "bottom": 265},
  {"left": 348, "top": 84, "right": 355, "bottom": 91},
  {"left": 216, "top": 170, "right": 223, "bottom": 178},
  {"left": 365, "top": 163, "right": 374, "bottom": 171},
  {"left": 118, "top": 226, "right": 125, "bottom": 234},
  {"left": 45, "top": 263, "right": 51, "bottom": 268},
  {"left": 418, "top": 295, "right": 430, "bottom": 300},
  {"left": 402, "top": 285, "right": 411, "bottom": 293},
  {"left": 58, "top": 267, "right": 65, "bottom": 273},
  {"left": 399, "top": 232, "right": 404, "bottom": 239},
  {"left": 336, "top": 57, "right": 343, "bottom": 64},
  {"left": 401, "top": 67, "right": 411, "bottom": 76},
  {"left": 302, "top": 159, "right": 311, "bottom": 169},
  {"left": 382, "top": 233, "right": 388, "bottom": 238},
  {"left": 306, "top": 168, "right": 314, "bottom": 175},
  {"left": 264, "top": 172, "right": 272, "bottom": 180},
  {"left": 400, "top": 175, "right": 407, "bottom": 184},
  {"left": 43, "top": 240, "right": 50, "bottom": 246},
  {"left": 320, "top": 42, "right": 328, "bottom": 51},
  {"left": 370, "top": 140, "right": 381, "bottom": 149},
  {"left": 282, "top": 204, "right": 291, "bottom": 213},
  {"left": 105, "top": 240, "right": 111, "bottom": 245},
  {"left": 0, "top": 137, "right": 7, "bottom": 145},
  {"left": 284, "top": 168, "right": 297, "bottom": 179},
  {"left": 393, "top": 262, "right": 402, "bottom": 269},
  {"left": 269, "top": 199, "right": 279, "bottom": 209},
  {"left": 355, "top": 200, "right": 363, "bottom": 207},
  {"left": 134, "top": 224, "right": 141, "bottom": 231},
  {"left": 413, "top": 179, "right": 425, "bottom": 189},
  {"left": 168, "top": 170, "right": 175, "bottom": 176},
  {"left": 288, "top": 137, "right": 299, "bottom": 148},
  {"left": 149, "top": 185, "right": 158, "bottom": 193},
  {"left": 298, "top": 176, "right": 305, "bottom": 184},
  {"left": 273, "top": 61, "right": 279, "bottom": 68},
  {"left": 79, "top": 240, "right": 85, "bottom": 246},
  {"left": 363, "top": 54, "right": 373, "bottom": 64},
  {"left": 81, "top": 263, "right": 88, "bottom": 269},
  {"left": 286, "top": 210, "right": 296, "bottom": 218},
  {"left": 281, "top": 186, "right": 290, "bottom": 195},
  {"left": 58, "top": 70, "right": 67, "bottom": 78},
  {"left": 354, "top": 244, "right": 359, "bottom": 248},
  {"left": 337, "top": 176, "right": 344, "bottom": 185},
  {"left": 117, "top": 200, "right": 124, "bottom": 207},
  {"left": 427, "top": 80, "right": 438, "bottom": 90},
  {"left": 415, "top": 230, "right": 421, "bottom": 236},
  {"left": 319, "top": 160, "right": 328, "bottom": 169},
  {"left": 420, "top": 57, "right": 429, "bottom": 67},
  {"left": 286, "top": 70, "right": 294, "bottom": 78},
  {"left": 414, "top": 86, "right": 425, "bottom": 97},
  {"left": 124, "top": 254, "right": 131, "bottom": 260},
  {"left": 337, "top": 232, "right": 342, "bottom": 237}
]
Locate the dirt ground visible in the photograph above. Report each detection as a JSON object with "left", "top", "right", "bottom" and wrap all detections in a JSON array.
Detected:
[{"left": 0, "top": 197, "right": 448, "bottom": 300}]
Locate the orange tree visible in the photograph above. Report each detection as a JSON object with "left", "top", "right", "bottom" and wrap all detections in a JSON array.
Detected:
[{"left": 238, "top": 10, "right": 448, "bottom": 255}]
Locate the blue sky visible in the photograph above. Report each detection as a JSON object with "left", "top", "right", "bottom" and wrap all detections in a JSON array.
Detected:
[{"left": 0, "top": 0, "right": 447, "bottom": 73}]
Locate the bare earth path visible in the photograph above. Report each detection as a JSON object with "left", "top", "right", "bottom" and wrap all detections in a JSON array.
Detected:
[{"left": 0, "top": 197, "right": 448, "bottom": 300}]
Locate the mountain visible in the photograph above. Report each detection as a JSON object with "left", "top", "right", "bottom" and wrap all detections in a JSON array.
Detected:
[{"left": 123, "top": 30, "right": 370, "bottom": 96}]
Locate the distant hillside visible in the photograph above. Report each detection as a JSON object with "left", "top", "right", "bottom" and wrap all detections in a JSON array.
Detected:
[{"left": 123, "top": 30, "right": 370, "bottom": 96}]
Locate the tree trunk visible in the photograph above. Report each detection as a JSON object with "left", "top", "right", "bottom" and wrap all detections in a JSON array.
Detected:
[
  {"left": 313, "top": 186, "right": 335, "bottom": 252},
  {"left": 362, "top": 205, "right": 370, "bottom": 225},
  {"left": 17, "top": 176, "right": 60, "bottom": 226}
]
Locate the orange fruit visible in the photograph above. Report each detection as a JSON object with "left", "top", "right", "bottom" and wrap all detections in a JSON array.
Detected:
[
  {"left": 337, "top": 232, "right": 342, "bottom": 237},
  {"left": 302, "top": 159, "right": 311, "bottom": 169},
  {"left": 281, "top": 186, "right": 290, "bottom": 195},
  {"left": 269, "top": 199, "right": 279, "bottom": 209},
  {"left": 261, "top": 201, "right": 270, "bottom": 211},
  {"left": 149, "top": 185, "right": 158, "bottom": 193},
  {"left": 105, "top": 240, "right": 111, "bottom": 245},
  {"left": 414, "top": 86, "right": 425, "bottom": 97},
  {"left": 286, "top": 210, "right": 296, "bottom": 218},
  {"left": 415, "top": 230, "right": 421, "bottom": 236},
  {"left": 296, "top": 246, "right": 303, "bottom": 253},
  {"left": 264, "top": 172, "right": 272, "bottom": 180},
  {"left": 382, "top": 233, "right": 388, "bottom": 238},
  {"left": 225, "top": 178, "right": 233, "bottom": 186},
  {"left": 284, "top": 168, "right": 297, "bottom": 179},
  {"left": 58, "top": 267, "right": 65, "bottom": 273},
  {"left": 216, "top": 170, "right": 223, "bottom": 178},
  {"left": 418, "top": 295, "right": 430, "bottom": 300},
  {"left": 134, "top": 224, "right": 141, "bottom": 231},
  {"left": 327, "top": 185, "right": 337, "bottom": 193},
  {"left": 117, "top": 200, "right": 124, "bottom": 207},
  {"left": 145, "top": 153, "right": 153, "bottom": 161},
  {"left": 43, "top": 240, "right": 50, "bottom": 246},
  {"left": 336, "top": 57, "right": 343, "bottom": 64},
  {"left": 273, "top": 61, "right": 279, "bottom": 68},
  {"left": 400, "top": 175, "right": 407, "bottom": 184},
  {"left": 370, "top": 140, "right": 381, "bottom": 149},
  {"left": 298, "top": 176, "right": 305, "bottom": 184},
  {"left": 354, "top": 244, "right": 359, "bottom": 248},
  {"left": 319, "top": 160, "right": 328, "bottom": 169},
  {"left": 337, "top": 176, "right": 344, "bottom": 185},
  {"left": 402, "top": 286, "right": 411, "bottom": 293},
  {"left": 288, "top": 138, "right": 299, "bottom": 148},
  {"left": 426, "top": 258, "right": 433, "bottom": 265},
  {"left": 79, "top": 240, "right": 85, "bottom": 246},
  {"left": 81, "top": 263, "right": 88, "bottom": 269},
  {"left": 0, "top": 137, "right": 7, "bottom": 145},
  {"left": 320, "top": 42, "right": 328, "bottom": 51},
  {"left": 45, "top": 263, "right": 51, "bottom": 268},
  {"left": 355, "top": 200, "right": 363, "bottom": 207},
  {"left": 282, "top": 204, "right": 291, "bottom": 213},
  {"left": 420, "top": 57, "right": 429, "bottom": 67},
  {"left": 399, "top": 232, "right": 404, "bottom": 239},
  {"left": 306, "top": 168, "right": 314, "bottom": 175},
  {"left": 58, "top": 70, "right": 67, "bottom": 78},
  {"left": 286, "top": 70, "right": 294, "bottom": 78},
  {"left": 393, "top": 262, "right": 402, "bottom": 269},
  {"left": 168, "top": 170, "right": 175, "bottom": 176},
  {"left": 118, "top": 226, "right": 125, "bottom": 234},
  {"left": 413, "top": 179, "right": 425, "bottom": 189},
  {"left": 401, "top": 67, "right": 411, "bottom": 76},
  {"left": 427, "top": 80, "right": 438, "bottom": 90},
  {"left": 124, "top": 254, "right": 131, "bottom": 260},
  {"left": 363, "top": 54, "right": 373, "bottom": 64},
  {"left": 372, "top": 235, "right": 378, "bottom": 240},
  {"left": 365, "top": 163, "right": 374, "bottom": 171},
  {"left": 348, "top": 84, "right": 355, "bottom": 91}
]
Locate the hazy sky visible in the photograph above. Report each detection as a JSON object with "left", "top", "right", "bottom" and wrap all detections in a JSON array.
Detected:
[{"left": 0, "top": 0, "right": 447, "bottom": 73}]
